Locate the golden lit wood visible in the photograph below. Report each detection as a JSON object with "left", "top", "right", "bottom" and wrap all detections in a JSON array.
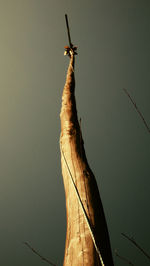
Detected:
[{"left": 60, "top": 52, "right": 114, "bottom": 266}]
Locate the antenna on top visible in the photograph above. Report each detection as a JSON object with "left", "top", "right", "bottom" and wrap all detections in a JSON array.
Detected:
[
  {"left": 65, "top": 14, "right": 73, "bottom": 48},
  {"left": 64, "top": 14, "right": 77, "bottom": 56}
]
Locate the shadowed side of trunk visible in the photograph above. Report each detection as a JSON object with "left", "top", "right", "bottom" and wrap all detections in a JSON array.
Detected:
[{"left": 60, "top": 52, "right": 114, "bottom": 266}]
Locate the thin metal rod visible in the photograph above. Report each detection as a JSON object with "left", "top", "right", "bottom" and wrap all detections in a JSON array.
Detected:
[{"left": 65, "top": 14, "right": 72, "bottom": 48}]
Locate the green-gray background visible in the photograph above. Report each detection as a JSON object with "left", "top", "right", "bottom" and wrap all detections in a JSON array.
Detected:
[{"left": 0, "top": 0, "right": 150, "bottom": 265}]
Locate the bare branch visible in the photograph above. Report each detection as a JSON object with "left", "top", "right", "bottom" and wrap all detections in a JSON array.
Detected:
[
  {"left": 121, "top": 233, "right": 150, "bottom": 261},
  {"left": 24, "top": 242, "right": 57, "bottom": 266},
  {"left": 115, "top": 249, "right": 135, "bottom": 266},
  {"left": 123, "top": 88, "right": 150, "bottom": 133}
]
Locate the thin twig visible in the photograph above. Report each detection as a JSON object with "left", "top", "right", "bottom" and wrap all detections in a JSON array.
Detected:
[
  {"left": 115, "top": 249, "right": 135, "bottom": 266},
  {"left": 121, "top": 233, "right": 150, "bottom": 261},
  {"left": 24, "top": 242, "right": 56, "bottom": 266},
  {"left": 123, "top": 88, "right": 150, "bottom": 133}
]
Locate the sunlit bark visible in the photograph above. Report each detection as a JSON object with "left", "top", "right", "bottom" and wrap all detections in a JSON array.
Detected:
[{"left": 60, "top": 52, "right": 114, "bottom": 266}]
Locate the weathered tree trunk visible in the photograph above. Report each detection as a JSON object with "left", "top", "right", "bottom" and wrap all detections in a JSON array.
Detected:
[{"left": 60, "top": 52, "right": 114, "bottom": 266}]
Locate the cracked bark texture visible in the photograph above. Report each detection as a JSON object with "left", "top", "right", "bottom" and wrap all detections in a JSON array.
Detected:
[{"left": 60, "top": 53, "right": 114, "bottom": 266}]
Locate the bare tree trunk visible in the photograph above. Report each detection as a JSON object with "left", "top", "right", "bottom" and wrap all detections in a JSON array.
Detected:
[{"left": 60, "top": 52, "right": 114, "bottom": 266}]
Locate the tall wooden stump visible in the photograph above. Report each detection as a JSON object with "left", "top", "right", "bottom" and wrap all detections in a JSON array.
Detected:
[{"left": 60, "top": 52, "right": 114, "bottom": 266}]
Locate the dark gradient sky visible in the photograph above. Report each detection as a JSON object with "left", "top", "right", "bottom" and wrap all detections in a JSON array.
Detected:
[{"left": 0, "top": 1, "right": 150, "bottom": 265}]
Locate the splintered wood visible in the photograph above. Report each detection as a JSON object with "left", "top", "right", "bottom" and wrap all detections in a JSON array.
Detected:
[{"left": 60, "top": 52, "right": 114, "bottom": 266}]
